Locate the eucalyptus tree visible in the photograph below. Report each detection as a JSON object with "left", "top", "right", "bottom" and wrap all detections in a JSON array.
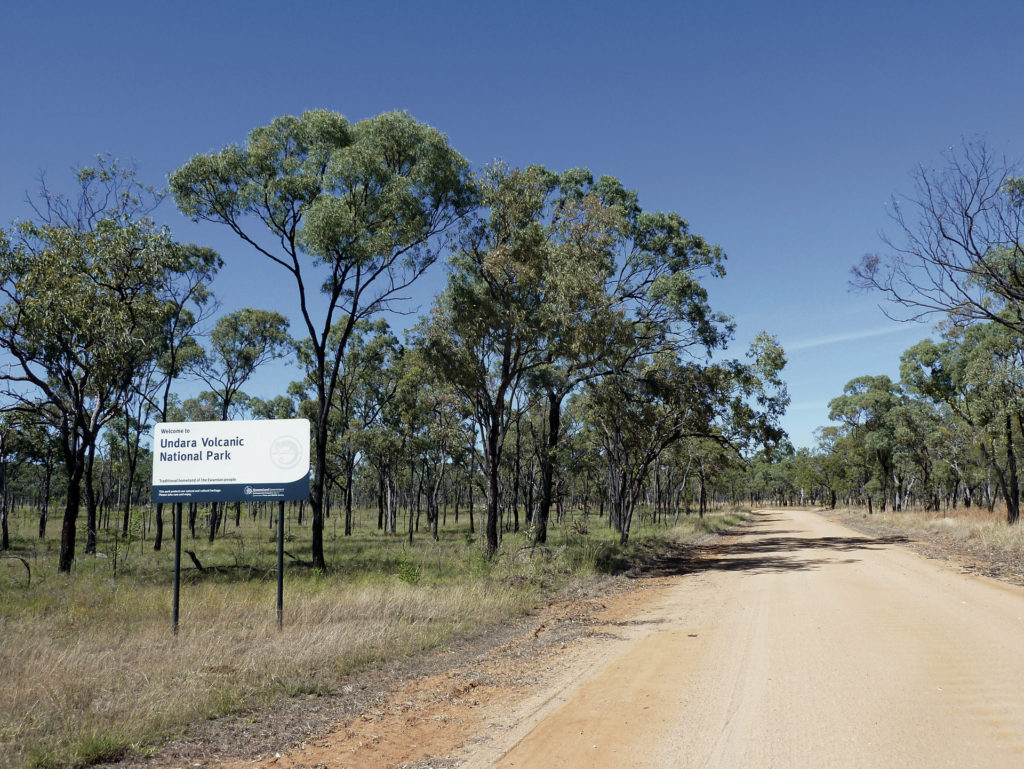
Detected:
[
  {"left": 685, "top": 437, "right": 746, "bottom": 514},
  {"left": 188, "top": 308, "right": 291, "bottom": 421},
  {"left": 521, "top": 171, "right": 624, "bottom": 543},
  {"left": 357, "top": 370, "right": 405, "bottom": 534},
  {"left": 584, "top": 334, "right": 788, "bottom": 543},
  {"left": 827, "top": 375, "right": 903, "bottom": 513},
  {"left": 292, "top": 318, "right": 401, "bottom": 535},
  {"left": 9, "top": 411, "right": 59, "bottom": 538},
  {"left": 111, "top": 396, "right": 152, "bottom": 536},
  {"left": 0, "top": 413, "right": 25, "bottom": 550},
  {"left": 886, "top": 396, "right": 946, "bottom": 510},
  {"left": 421, "top": 165, "right": 570, "bottom": 556},
  {"left": 171, "top": 110, "right": 473, "bottom": 569},
  {"left": 249, "top": 394, "right": 299, "bottom": 420},
  {"left": 957, "top": 324, "right": 1024, "bottom": 520},
  {"left": 182, "top": 306, "right": 291, "bottom": 539},
  {"left": 530, "top": 170, "right": 732, "bottom": 544},
  {"left": 812, "top": 426, "right": 853, "bottom": 509},
  {"left": 421, "top": 161, "right": 739, "bottom": 553},
  {"left": 140, "top": 245, "right": 219, "bottom": 550},
  {"left": 180, "top": 390, "right": 241, "bottom": 421},
  {"left": 900, "top": 325, "right": 1024, "bottom": 521},
  {"left": 397, "top": 346, "right": 473, "bottom": 541},
  {"left": 0, "top": 160, "right": 216, "bottom": 571},
  {"left": 898, "top": 337, "right": 976, "bottom": 511}
]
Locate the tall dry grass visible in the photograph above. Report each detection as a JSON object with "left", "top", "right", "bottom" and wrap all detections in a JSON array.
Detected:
[
  {"left": 832, "top": 505, "right": 1024, "bottom": 569},
  {"left": 0, "top": 575, "right": 539, "bottom": 769}
]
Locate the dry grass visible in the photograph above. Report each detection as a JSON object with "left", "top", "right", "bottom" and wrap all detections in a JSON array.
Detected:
[
  {"left": 0, "top": 575, "right": 536, "bottom": 769},
  {"left": 828, "top": 505, "right": 1024, "bottom": 584}
]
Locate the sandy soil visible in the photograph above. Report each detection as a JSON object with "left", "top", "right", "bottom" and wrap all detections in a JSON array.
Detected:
[{"left": 142, "top": 509, "right": 1024, "bottom": 768}]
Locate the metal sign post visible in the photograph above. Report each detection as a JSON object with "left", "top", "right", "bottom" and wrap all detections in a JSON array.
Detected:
[
  {"left": 172, "top": 502, "right": 183, "bottom": 635},
  {"left": 277, "top": 500, "right": 285, "bottom": 628}
]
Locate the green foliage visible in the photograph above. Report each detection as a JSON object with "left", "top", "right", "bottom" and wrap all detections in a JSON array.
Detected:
[
  {"left": 188, "top": 308, "right": 293, "bottom": 419},
  {"left": 0, "top": 157, "right": 220, "bottom": 571},
  {"left": 396, "top": 555, "right": 421, "bottom": 584}
]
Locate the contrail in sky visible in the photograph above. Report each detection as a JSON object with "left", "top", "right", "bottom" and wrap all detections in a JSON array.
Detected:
[{"left": 786, "top": 324, "right": 920, "bottom": 352}]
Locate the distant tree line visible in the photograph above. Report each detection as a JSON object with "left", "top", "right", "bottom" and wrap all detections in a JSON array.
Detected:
[{"left": 736, "top": 139, "right": 1024, "bottom": 522}]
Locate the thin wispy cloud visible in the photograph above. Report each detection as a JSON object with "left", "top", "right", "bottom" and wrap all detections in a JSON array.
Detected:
[
  {"left": 786, "top": 325, "right": 921, "bottom": 353},
  {"left": 788, "top": 401, "right": 829, "bottom": 412}
]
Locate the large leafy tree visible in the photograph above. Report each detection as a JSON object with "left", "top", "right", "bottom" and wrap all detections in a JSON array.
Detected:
[
  {"left": 423, "top": 163, "right": 757, "bottom": 552},
  {"left": 188, "top": 308, "right": 292, "bottom": 421},
  {"left": 828, "top": 375, "right": 902, "bottom": 513},
  {"left": 187, "top": 307, "right": 291, "bottom": 540},
  {"left": 585, "top": 334, "right": 788, "bottom": 543},
  {"left": 140, "top": 240, "right": 219, "bottom": 551},
  {"left": 901, "top": 324, "right": 1024, "bottom": 522},
  {"left": 421, "top": 165, "right": 574, "bottom": 556},
  {"left": 292, "top": 319, "right": 401, "bottom": 536},
  {"left": 529, "top": 169, "right": 731, "bottom": 544},
  {"left": 0, "top": 160, "right": 213, "bottom": 571},
  {"left": 170, "top": 110, "right": 474, "bottom": 568}
]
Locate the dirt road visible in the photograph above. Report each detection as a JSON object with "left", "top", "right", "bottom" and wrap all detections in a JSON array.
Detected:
[{"left": 465, "top": 509, "right": 1024, "bottom": 769}]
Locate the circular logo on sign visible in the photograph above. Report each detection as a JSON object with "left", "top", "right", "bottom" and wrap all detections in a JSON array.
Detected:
[
  {"left": 244, "top": 486, "right": 253, "bottom": 495},
  {"left": 270, "top": 435, "right": 302, "bottom": 470}
]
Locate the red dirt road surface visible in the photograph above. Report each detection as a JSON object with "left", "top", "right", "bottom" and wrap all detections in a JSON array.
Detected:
[{"left": 466, "top": 509, "right": 1024, "bottom": 768}]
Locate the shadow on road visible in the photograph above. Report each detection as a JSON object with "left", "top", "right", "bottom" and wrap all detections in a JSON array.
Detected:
[{"left": 643, "top": 530, "right": 909, "bottom": 578}]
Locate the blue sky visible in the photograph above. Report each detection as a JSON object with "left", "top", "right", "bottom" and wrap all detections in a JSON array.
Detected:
[{"left": 3, "top": 0, "right": 1022, "bottom": 448}]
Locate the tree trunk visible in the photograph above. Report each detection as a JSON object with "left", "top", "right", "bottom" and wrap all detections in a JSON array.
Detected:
[
  {"left": 309, "top": 391, "right": 329, "bottom": 569},
  {"left": 38, "top": 459, "right": 51, "bottom": 539},
  {"left": 1006, "top": 413, "right": 1020, "bottom": 525},
  {"left": 122, "top": 417, "right": 140, "bottom": 537},
  {"left": 698, "top": 470, "right": 707, "bottom": 518},
  {"left": 484, "top": 416, "right": 501, "bottom": 557},
  {"left": 468, "top": 469, "right": 475, "bottom": 535},
  {"left": 1, "top": 458, "right": 8, "bottom": 551},
  {"left": 432, "top": 492, "right": 440, "bottom": 542},
  {"left": 84, "top": 441, "right": 98, "bottom": 554},
  {"left": 534, "top": 390, "right": 562, "bottom": 545},
  {"left": 408, "top": 463, "right": 416, "bottom": 545},
  {"left": 208, "top": 502, "right": 219, "bottom": 542},
  {"left": 344, "top": 452, "right": 354, "bottom": 536},
  {"left": 58, "top": 444, "right": 87, "bottom": 573},
  {"left": 377, "top": 470, "right": 385, "bottom": 530}
]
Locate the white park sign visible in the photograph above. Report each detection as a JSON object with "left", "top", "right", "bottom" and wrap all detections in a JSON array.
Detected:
[{"left": 151, "top": 419, "right": 310, "bottom": 503}]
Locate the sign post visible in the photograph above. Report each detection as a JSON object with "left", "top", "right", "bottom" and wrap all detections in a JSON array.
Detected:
[
  {"left": 172, "top": 502, "right": 183, "bottom": 634},
  {"left": 153, "top": 419, "right": 310, "bottom": 633},
  {"left": 277, "top": 501, "right": 285, "bottom": 628}
]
